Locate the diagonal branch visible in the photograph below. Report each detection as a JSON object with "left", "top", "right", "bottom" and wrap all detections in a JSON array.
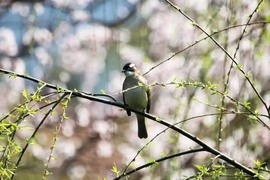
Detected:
[
  {"left": 11, "top": 93, "right": 68, "bottom": 179},
  {"left": 0, "top": 68, "right": 258, "bottom": 177},
  {"left": 164, "top": 0, "right": 268, "bottom": 117},
  {"left": 143, "top": 21, "right": 270, "bottom": 76},
  {"left": 114, "top": 148, "right": 205, "bottom": 180},
  {"left": 119, "top": 111, "right": 251, "bottom": 178}
]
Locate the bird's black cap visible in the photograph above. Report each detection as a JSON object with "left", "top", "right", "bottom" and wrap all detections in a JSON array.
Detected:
[{"left": 122, "top": 63, "right": 137, "bottom": 72}]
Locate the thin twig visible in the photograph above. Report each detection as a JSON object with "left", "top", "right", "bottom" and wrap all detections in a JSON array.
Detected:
[
  {"left": 11, "top": 93, "right": 68, "bottom": 179},
  {"left": 114, "top": 148, "right": 205, "bottom": 180},
  {"left": 143, "top": 21, "right": 269, "bottom": 76},
  {"left": 43, "top": 92, "right": 72, "bottom": 179},
  {"left": 164, "top": 0, "right": 268, "bottom": 115},
  {"left": 153, "top": 81, "right": 269, "bottom": 130},
  {"left": 119, "top": 111, "right": 249, "bottom": 177}
]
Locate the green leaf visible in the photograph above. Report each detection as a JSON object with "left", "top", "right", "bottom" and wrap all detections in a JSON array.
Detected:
[
  {"left": 100, "top": 89, "right": 106, "bottom": 94},
  {"left": 248, "top": 115, "right": 258, "bottom": 122},
  {"left": 161, "top": 151, "right": 167, "bottom": 157},
  {"left": 207, "top": 81, "right": 217, "bottom": 89},
  {"left": 9, "top": 73, "right": 17, "bottom": 78},
  {"left": 171, "top": 76, "right": 177, "bottom": 83},
  {"left": 245, "top": 73, "right": 252, "bottom": 78},
  {"left": 236, "top": 64, "right": 243, "bottom": 70},
  {"left": 149, "top": 159, "right": 159, "bottom": 168},
  {"left": 56, "top": 85, "right": 64, "bottom": 93},
  {"left": 138, "top": 82, "right": 143, "bottom": 87},
  {"left": 61, "top": 112, "right": 69, "bottom": 120},
  {"left": 22, "top": 89, "right": 29, "bottom": 100},
  {"left": 252, "top": 159, "right": 265, "bottom": 169},
  {"left": 61, "top": 99, "right": 69, "bottom": 107},
  {"left": 242, "top": 101, "right": 251, "bottom": 109},
  {"left": 111, "top": 163, "right": 120, "bottom": 176},
  {"left": 191, "top": 22, "right": 198, "bottom": 27},
  {"left": 266, "top": 15, "right": 270, "bottom": 22},
  {"left": 234, "top": 170, "right": 245, "bottom": 179},
  {"left": 38, "top": 81, "right": 46, "bottom": 87},
  {"left": 156, "top": 116, "right": 162, "bottom": 122},
  {"left": 212, "top": 28, "right": 218, "bottom": 33},
  {"left": 45, "top": 99, "right": 51, "bottom": 104},
  {"left": 27, "top": 136, "right": 37, "bottom": 146},
  {"left": 195, "top": 165, "right": 209, "bottom": 175}
]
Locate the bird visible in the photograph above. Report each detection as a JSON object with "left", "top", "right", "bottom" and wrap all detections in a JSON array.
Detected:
[{"left": 122, "top": 63, "right": 151, "bottom": 139}]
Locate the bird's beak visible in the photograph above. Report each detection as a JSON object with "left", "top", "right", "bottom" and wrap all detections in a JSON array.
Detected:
[{"left": 122, "top": 70, "right": 126, "bottom": 73}]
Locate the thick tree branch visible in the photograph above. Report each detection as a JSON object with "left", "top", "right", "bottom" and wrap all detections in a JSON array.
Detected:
[{"left": 0, "top": 68, "right": 259, "bottom": 177}]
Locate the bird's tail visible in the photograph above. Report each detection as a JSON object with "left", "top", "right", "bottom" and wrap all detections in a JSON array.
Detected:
[{"left": 136, "top": 114, "right": 148, "bottom": 139}]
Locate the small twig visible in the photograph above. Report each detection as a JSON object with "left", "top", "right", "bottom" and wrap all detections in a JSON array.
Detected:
[
  {"left": 232, "top": 0, "right": 264, "bottom": 59},
  {"left": 120, "top": 111, "right": 243, "bottom": 177},
  {"left": 43, "top": 92, "right": 72, "bottom": 178},
  {"left": 11, "top": 93, "right": 68, "bottom": 179},
  {"left": 164, "top": 0, "right": 268, "bottom": 117},
  {"left": 143, "top": 21, "right": 269, "bottom": 76},
  {"left": 82, "top": 92, "right": 118, "bottom": 102},
  {"left": 142, "top": 113, "right": 256, "bottom": 177},
  {"left": 114, "top": 148, "right": 205, "bottom": 180},
  {"left": 153, "top": 81, "right": 270, "bottom": 130}
]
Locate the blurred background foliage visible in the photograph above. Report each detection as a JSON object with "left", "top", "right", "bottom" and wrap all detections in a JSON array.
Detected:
[{"left": 0, "top": 0, "right": 270, "bottom": 179}]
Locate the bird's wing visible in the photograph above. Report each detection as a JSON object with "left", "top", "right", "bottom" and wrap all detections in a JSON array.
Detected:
[
  {"left": 138, "top": 75, "right": 151, "bottom": 113},
  {"left": 146, "top": 85, "right": 151, "bottom": 113},
  {"left": 122, "top": 78, "right": 131, "bottom": 116}
]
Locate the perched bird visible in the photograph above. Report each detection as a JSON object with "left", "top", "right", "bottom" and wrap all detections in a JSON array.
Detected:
[{"left": 122, "top": 63, "right": 151, "bottom": 139}]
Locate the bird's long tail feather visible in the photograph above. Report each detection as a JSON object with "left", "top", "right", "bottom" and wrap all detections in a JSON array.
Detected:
[{"left": 136, "top": 114, "right": 148, "bottom": 139}]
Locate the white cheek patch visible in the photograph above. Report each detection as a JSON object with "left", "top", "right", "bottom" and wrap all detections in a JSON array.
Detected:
[{"left": 124, "top": 71, "right": 135, "bottom": 77}]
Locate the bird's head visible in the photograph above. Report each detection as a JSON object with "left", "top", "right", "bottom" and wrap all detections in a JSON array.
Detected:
[{"left": 122, "top": 63, "right": 139, "bottom": 77}]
